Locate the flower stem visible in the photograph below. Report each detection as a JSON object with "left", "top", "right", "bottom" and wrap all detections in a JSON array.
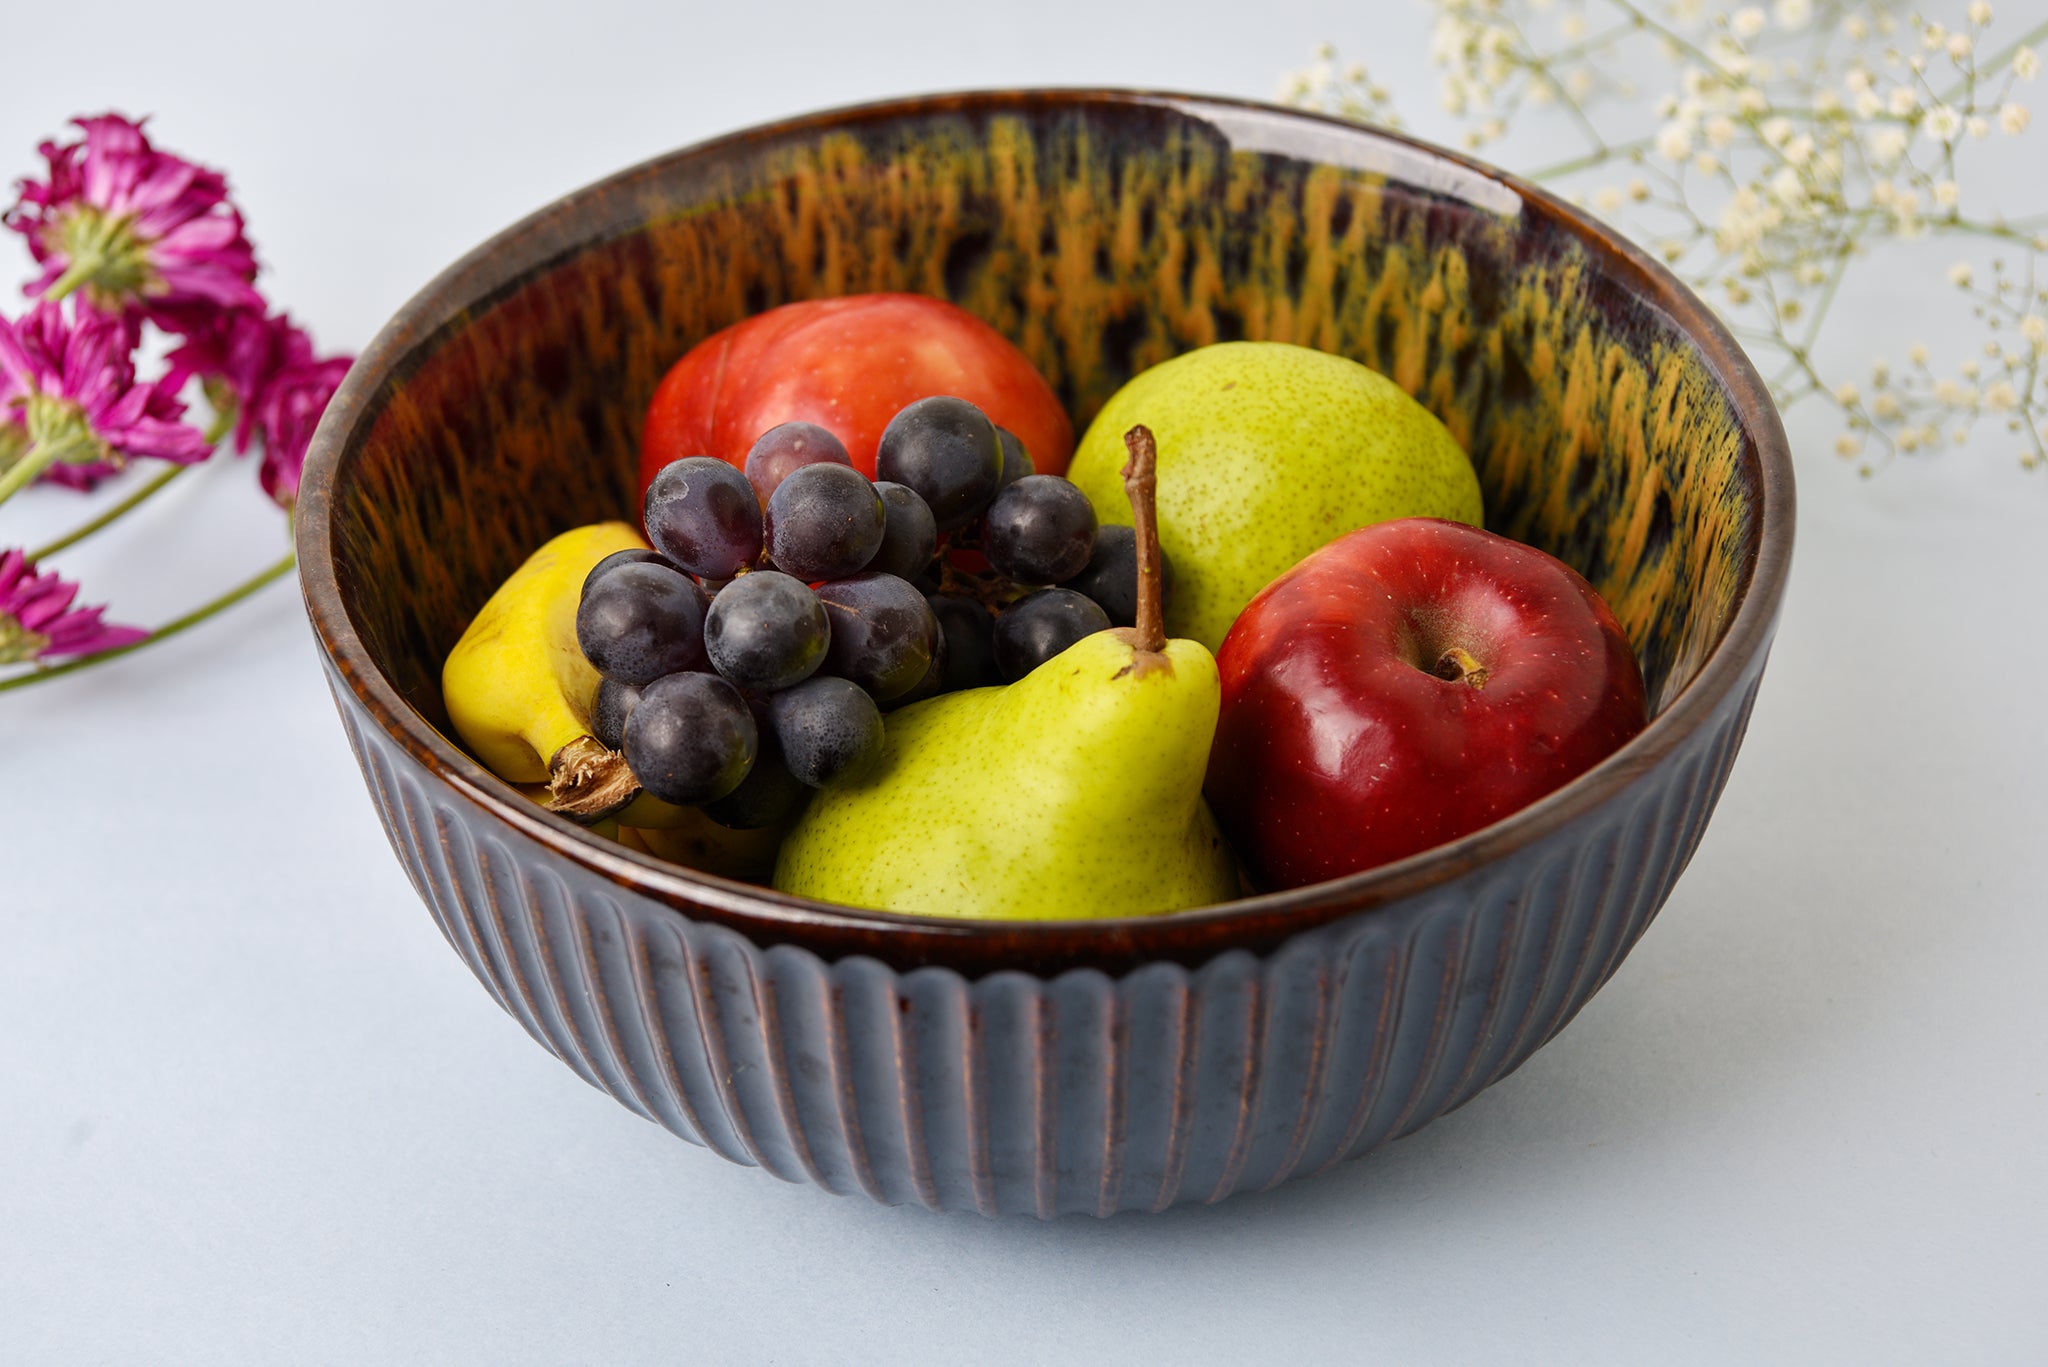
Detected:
[
  {"left": 202, "top": 397, "right": 237, "bottom": 446},
  {"left": 1527, "top": 136, "right": 1651, "bottom": 181},
  {"left": 42, "top": 250, "right": 104, "bottom": 304},
  {"left": 27, "top": 464, "right": 189, "bottom": 561},
  {"left": 1942, "top": 17, "right": 2048, "bottom": 104},
  {"left": 0, "top": 547, "right": 297, "bottom": 694},
  {"left": 0, "top": 437, "right": 71, "bottom": 506}
]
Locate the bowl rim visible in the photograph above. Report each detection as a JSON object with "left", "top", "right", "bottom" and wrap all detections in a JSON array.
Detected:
[{"left": 297, "top": 86, "right": 1795, "bottom": 973}]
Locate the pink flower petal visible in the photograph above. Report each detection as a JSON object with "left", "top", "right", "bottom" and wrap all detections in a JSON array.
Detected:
[
  {"left": 0, "top": 299, "right": 210, "bottom": 473},
  {"left": 0, "top": 548, "right": 145, "bottom": 661},
  {"left": 5, "top": 112, "right": 261, "bottom": 325}
]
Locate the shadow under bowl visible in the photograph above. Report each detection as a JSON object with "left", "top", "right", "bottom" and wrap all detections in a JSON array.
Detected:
[{"left": 298, "top": 89, "right": 1793, "bottom": 1217}]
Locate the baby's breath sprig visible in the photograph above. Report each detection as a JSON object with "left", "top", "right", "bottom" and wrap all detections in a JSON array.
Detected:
[{"left": 1285, "top": 1, "right": 2048, "bottom": 474}]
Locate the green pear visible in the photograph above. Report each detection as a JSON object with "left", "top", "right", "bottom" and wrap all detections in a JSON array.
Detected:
[
  {"left": 774, "top": 428, "right": 1239, "bottom": 920},
  {"left": 773, "top": 632, "right": 1237, "bottom": 918},
  {"left": 1067, "top": 341, "right": 1483, "bottom": 651}
]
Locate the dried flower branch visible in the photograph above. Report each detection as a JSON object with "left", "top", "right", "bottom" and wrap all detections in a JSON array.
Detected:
[{"left": 1285, "top": 1, "right": 2048, "bottom": 473}]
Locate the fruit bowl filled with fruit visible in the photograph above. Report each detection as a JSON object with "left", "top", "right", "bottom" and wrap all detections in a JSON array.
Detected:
[{"left": 299, "top": 90, "right": 1792, "bottom": 1217}]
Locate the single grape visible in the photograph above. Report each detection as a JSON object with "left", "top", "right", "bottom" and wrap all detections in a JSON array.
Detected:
[
  {"left": 769, "top": 676, "right": 885, "bottom": 788},
  {"left": 992, "top": 589, "right": 1110, "bottom": 681},
  {"left": 885, "top": 613, "right": 950, "bottom": 709},
  {"left": 621, "top": 672, "right": 757, "bottom": 805},
  {"left": 576, "top": 561, "right": 710, "bottom": 685},
  {"left": 582, "top": 547, "right": 671, "bottom": 598},
  {"left": 981, "top": 475, "right": 1098, "bottom": 586},
  {"left": 875, "top": 395, "right": 1003, "bottom": 532},
  {"left": 644, "top": 457, "right": 764, "bottom": 580},
  {"left": 703, "top": 571, "right": 830, "bottom": 692},
  {"left": 765, "top": 462, "right": 887, "bottom": 581},
  {"left": 927, "top": 594, "right": 1000, "bottom": 691},
  {"left": 815, "top": 572, "right": 937, "bottom": 701},
  {"left": 1065, "top": 525, "right": 1172, "bottom": 629},
  {"left": 995, "top": 427, "right": 1034, "bottom": 489},
  {"left": 867, "top": 481, "right": 939, "bottom": 581},
  {"left": 592, "top": 677, "right": 641, "bottom": 751},
  {"left": 702, "top": 734, "right": 811, "bottom": 829},
  {"left": 743, "top": 421, "right": 853, "bottom": 505}
]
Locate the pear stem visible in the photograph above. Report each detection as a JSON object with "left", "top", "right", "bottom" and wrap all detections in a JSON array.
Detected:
[{"left": 1120, "top": 424, "right": 1167, "bottom": 654}]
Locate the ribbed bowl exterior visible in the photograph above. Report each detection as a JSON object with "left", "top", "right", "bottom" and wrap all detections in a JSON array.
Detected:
[
  {"left": 301, "top": 91, "right": 1794, "bottom": 1217},
  {"left": 330, "top": 658, "right": 1762, "bottom": 1216}
]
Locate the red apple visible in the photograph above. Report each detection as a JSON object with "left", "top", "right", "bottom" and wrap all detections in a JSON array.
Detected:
[
  {"left": 1207, "top": 517, "right": 1649, "bottom": 890},
  {"left": 639, "top": 294, "right": 1073, "bottom": 499}
]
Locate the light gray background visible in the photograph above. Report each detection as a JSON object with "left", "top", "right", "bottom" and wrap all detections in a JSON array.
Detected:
[{"left": 4, "top": 2, "right": 2046, "bottom": 1363}]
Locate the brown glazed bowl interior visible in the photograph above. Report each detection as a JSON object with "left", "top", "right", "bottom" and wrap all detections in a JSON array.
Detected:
[{"left": 299, "top": 90, "right": 1792, "bottom": 1215}]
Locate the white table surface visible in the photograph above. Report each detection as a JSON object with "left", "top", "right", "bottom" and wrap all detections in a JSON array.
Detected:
[{"left": 4, "top": 2, "right": 2046, "bottom": 1362}]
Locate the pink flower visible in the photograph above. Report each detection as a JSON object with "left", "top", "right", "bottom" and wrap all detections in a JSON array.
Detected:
[
  {"left": 0, "top": 548, "right": 146, "bottom": 664},
  {"left": 31, "top": 455, "right": 119, "bottom": 491},
  {"left": 0, "top": 300, "right": 211, "bottom": 491},
  {"left": 252, "top": 348, "right": 350, "bottom": 507},
  {"left": 5, "top": 114, "right": 262, "bottom": 331},
  {"left": 165, "top": 305, "right": 277, "bottom": 450},
  {"left": 169, "top": 306, "right": 349, "bottom": 506}
]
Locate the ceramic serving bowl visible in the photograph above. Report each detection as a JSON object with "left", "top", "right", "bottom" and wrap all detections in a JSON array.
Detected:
[{"left": 297, "top": 90, "right": 1793, "bottom": 1217}]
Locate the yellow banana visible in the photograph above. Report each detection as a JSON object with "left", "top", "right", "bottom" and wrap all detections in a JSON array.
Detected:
[
  {"left": 443, "top": 522, "right": 795, "bottom": 874},
  {"left": 618, "top": 819, "right": 783, "bottom": 883},
  {"left": 442, "top": 521, "right": 647, "bottom": 821}
]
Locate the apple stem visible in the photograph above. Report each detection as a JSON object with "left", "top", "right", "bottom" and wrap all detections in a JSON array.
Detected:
[
  {"left": 1433, "top": 646, "right": 1490, "bottom": 689},
  {"left": 1120, "top": 424, "right": 1168, "bottom": 654}
]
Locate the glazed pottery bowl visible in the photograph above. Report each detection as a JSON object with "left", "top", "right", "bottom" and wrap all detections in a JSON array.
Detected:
[{"left": 298, "top": 90, "right": 1793, "bottom": 1217}]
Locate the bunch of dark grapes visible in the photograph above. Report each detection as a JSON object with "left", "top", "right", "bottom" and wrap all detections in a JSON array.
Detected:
[
  {"left": 895, "top": 398, "right": 1169, "bottom": 691},
  {"left": 575, "top": 400, "right": 1164, "bottom": 830}
]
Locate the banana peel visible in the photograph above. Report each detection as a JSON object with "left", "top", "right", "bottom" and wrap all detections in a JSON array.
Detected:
[
  {"left": 442, "top": 522, "right": 648, "bottom": 823},
  {"left": 446, "top": 521, "right": 798, "bottom": 880},
  {"left": 618, "top": 818, "right": 784, "bottom": 883}
]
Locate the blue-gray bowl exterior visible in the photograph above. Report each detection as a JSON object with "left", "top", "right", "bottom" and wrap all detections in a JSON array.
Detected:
[
  {"left": 300, "top": 90, "right": 1792, "bottom": 1215},
  {"left": 327, "top": 663, "right": 1761, "bottom": 1215}
]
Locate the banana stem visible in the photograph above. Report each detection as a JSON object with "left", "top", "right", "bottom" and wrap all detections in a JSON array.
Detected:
[
  {"left": 1120, "top": 424, "right": 1167, "bottom": 653},
  {"left": 547, "top": 734, "right": 642, "bottom": 823}
]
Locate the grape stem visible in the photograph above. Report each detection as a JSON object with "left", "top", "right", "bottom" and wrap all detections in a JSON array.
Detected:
[
  {"left": 933, "top": 557, "right": 1024, "bottom": 610},
  {"left": 1119, "top": 425, "right": 1167, "bottom": 654}
]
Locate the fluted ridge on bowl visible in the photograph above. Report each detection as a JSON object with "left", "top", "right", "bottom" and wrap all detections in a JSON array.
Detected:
[{"left": 327, "top": 660, "right": 1761, "bottom": 1217}]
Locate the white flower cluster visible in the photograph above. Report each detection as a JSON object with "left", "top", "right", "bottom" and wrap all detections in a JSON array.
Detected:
[
  {"left": 1276, "top": 42, "right": 1405, "bottom": 131},
  {"left": 1426, "top": 2, "right": 1517, "bottom": 123},
  {"left": 1863, "top": 255, "right": 2048, "bottom": 467},
  {"left": 1286, "top": 0, "right": 2048, "bottom": 474}
]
